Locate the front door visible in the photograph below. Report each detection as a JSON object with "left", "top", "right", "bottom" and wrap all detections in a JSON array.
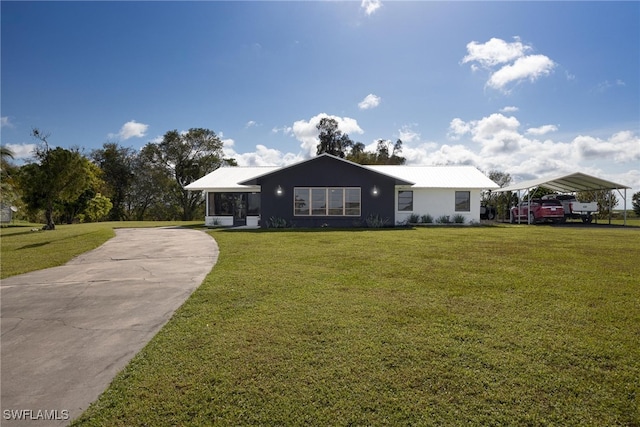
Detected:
[{"left": 233, "top": 194, "right": 247, "bottom": 226}]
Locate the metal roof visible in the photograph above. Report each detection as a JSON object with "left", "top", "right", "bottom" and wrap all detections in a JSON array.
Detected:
[
  {"left": 368, "top": 165, "right": 500, "bottom": 189},
  {"left": 185, "top": 166, "right": 279, "bottom": 191},
  {"left": 185, "top": 156, "right": 499, "bottom": 191},
  {"left": 495, "top": 172, "right": 631, "bottom": 193}
]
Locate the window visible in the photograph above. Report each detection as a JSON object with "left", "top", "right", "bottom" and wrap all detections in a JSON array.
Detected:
[
  {"left": 398, "top": 191, "right": 413, "bottom": 211},
  {"left": 294, "top": 188, "right": 309, "bottom": 215},
  {"left": 213, "top": 193, "right": 234, "bottom": 215},
  {"left": 212, "top": 193, "right": 260, "bottom": 216},
  {"left": 455, "top": 191, "right": 471, "bottom": 212},
  {"left": 247, "top": 193, "right": 260, "bottom": 216},
  {"left": 294, "top": 188, "right": 360, "bottom": 216}
]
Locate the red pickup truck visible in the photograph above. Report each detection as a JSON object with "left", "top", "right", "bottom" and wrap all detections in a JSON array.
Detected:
[{"left": 510, "top": 199, "right": 565, "bottom": 224}]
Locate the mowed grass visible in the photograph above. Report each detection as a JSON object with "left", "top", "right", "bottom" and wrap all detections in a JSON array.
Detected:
[
  {"left": 72, "top": 226, "right": 640, "bottom": 426},
  {"left": 0, "top": 221, "right": 202, "bottom": 279}
]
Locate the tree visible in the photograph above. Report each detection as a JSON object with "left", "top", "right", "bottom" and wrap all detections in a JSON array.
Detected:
[
  {"left": 91, "top": 143, "right": 136, "bottom": 221},
  {"left": 316, "top": 117, "right": 353, "bottom": 158},
  {"left": 1, "top": 145, "right": 19, "bottom": 208},
  {"left": 482, "top": 170, "right": 512, "bottom": 220},
  {"left": 577, "top": 190, "right": 619, "bottom": 218},
  {"left": 82, "top": 193, "right": 113, "bottom": 222},
  {"left": 17, "top": 129, "right": 95, "bottom": 230},
  {"left": 346, "top": 139, "right": 406, "bottom": 165},
  {"left": 633, "top": 191, "right": 640, "bottom": 217},
  {"left": 141, "top": 128, "right": 234, "bottom": 221}
]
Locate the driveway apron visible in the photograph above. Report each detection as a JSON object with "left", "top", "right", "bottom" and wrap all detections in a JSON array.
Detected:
[{"left": 1, "top": 227, "right": 219, "bottom": 426}]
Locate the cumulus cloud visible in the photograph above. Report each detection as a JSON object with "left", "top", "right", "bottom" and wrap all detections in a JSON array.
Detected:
[
  {"left": 358, "top": 94, "right": 381, "bottom": 110},
  {"left": 500, "top": 106, "right": 519, "bottom": 113},
  {"left": 4, "top": 143, "right": 37, "bottom": 159},
  {"left": 109, "top": 120, "right": 149, "bottom": 140},
  {"left": 462, "top": 37, "right": 530, "bottom": 67},
  {"left": 397, "top": 125, "right": 421, "bottom": 144},
  {"left": 462, "top": 37, "right": 556, "bottom": 92},
  {"left": 361, "top": 0, "right": 382, "bottom": 16},
  {"left": 573, "top": 131, "right": 640, "bottom": 163},
  {"left": 487, "top": 55, "right": 555, "bottom": 91},
  {"left": 245, "top": 120, "right": 258, "bottom": 128},
  {"left": 291, "top": 113, "right": 364, "bottom": 157},
  {"left": 526, "top": 124, "right": 558, "bottom": 136}
]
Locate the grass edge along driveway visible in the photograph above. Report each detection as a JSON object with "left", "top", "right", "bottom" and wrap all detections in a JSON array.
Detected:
[{"left": 70, "top": 226, "right": 640, "bottom": 426}]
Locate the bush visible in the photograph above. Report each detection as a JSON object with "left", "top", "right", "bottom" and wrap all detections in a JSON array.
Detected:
[
  {"left": 268, "top": 217, "right": 288, "bottom": 228},
  {"left": 452, "top": 214, "right": 466, "bottom": 224},
  {"left": 435, "top": 215, "right": 451, "bottom": 224},
  {"left": 366, "top": 213, "right": 390, "bottom": 228},
  {"left": 421, "top": 214, "right": 433, "bottom": 224},
  {"left": 408, "top": 213, "right": 421, "bottom": 224}
]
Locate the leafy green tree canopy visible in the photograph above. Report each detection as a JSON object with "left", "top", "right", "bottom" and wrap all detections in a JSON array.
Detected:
[
  {"left": 316, "top": 118, "right": 353, "bottom": 158},
  {"left": 18, "top": 130, "right": 95, "bottom": 230},
  {"left": 141, "top": 128, "right": 235, "bottom": 220},
  {"left": 91, "top": 142, "right": 136, "bottom": 221},
  {"left": 632, "top": 191, "right": 640, "bottom": 216}
]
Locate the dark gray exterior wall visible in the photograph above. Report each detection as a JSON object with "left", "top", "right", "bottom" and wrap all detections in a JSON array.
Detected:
[{"left": 255, "top": 156, "right": 397, "bottom": 228}]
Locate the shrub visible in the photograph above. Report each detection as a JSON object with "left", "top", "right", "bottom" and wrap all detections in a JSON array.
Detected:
[
  {"left": 435, "top": 215, "right": 451, "bottom": 224},
  {"left": 268, "top": 217, "right": 288, "bottom": 228},
  {"left": 408, "top": 213, "right": 421, "bottom": 224},
  {"left": 421, "top": 214, "right": 433, "bottom": 224},
  {"left": 366, "top": 213, "right": 390, "bottom": 228},
  {"left": 452, "top": 214, "right": 466, "bottom": 224}
]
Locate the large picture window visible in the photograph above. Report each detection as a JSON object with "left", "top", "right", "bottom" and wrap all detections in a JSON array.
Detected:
[
  {"left": 294, "top": 188, "right": 361, "bottom": 216},
  {"left": 211, "top": 193, "right": 260, "bottom": 216},
  {"left": 455, "top": 191, "right": 471, "bottom": 212},
  {"left": 398, "top": 191, "right": 413, "bottom": 211}
]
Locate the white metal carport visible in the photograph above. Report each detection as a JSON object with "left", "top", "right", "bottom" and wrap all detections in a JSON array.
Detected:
[{"left": 493, "top": 172, "right": 631, "bottom": 225}]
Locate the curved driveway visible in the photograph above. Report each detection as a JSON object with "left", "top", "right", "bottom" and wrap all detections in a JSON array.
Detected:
[{"left": 1, "top": 227, "right": 219, "bottom": 426}]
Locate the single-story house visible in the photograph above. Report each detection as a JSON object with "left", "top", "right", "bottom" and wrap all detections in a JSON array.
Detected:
[{"left": 185, "top": 154, "right": 499, "bottom": 228}]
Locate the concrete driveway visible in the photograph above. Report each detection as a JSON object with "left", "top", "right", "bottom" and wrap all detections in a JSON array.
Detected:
[{"left": 1, "top": 227, "right": 219, "bottom": 426}]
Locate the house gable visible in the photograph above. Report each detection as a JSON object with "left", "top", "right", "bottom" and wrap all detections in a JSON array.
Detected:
[{"left": 241, "top": 154, "right": 412, "bottom": 228}]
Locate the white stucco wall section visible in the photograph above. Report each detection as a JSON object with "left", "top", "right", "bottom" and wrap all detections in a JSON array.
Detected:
[{"left": 394, "top": 187, "right": 482, "bottom": 224}]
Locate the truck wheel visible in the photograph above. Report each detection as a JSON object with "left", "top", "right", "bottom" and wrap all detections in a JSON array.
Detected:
[
  {"left": 510, "top": 213, "right": 515, "bottom": 224},
  {"left": 487, "top": 210, "right": 495, "bottom": 220},
  {"left": 582, "top": 215, "right": 592, "bottom": 224}
]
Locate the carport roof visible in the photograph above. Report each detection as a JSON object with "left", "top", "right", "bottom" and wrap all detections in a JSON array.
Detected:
[{"left": 494, "top": 172, "right": 630, "bottom": 193}]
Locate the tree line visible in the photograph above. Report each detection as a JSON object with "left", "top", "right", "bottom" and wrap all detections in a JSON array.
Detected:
[
  {"left": 1, "top": 128, "right": 235, "bottom": 229},
  {"left": 1, "top": 119, "right": 637, "bottom": 229}
]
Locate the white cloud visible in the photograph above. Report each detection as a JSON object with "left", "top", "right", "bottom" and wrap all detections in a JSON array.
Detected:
[
  {"left": 487, "top": 54, "right": 556, "bottom": 91},
  {"left": 1, "top": 117, "right": 13, "bottom": 128},
  {"left": 500, "top": 106, "right": 519, "bottom": 113},
  {"left": 109, "top": 120, "right": 149, "bottom": 140},
  {"left": 361, "top": 0, "right": 382, "bottom": 16},
  {"left": 573, "top": 131, "right": 640, "bottom": 163},
  {"left": 291, "top": 113, "right": 364, "bottom": 157},
  {"left": 397, "top": 125, "right": 421, "bottom": 144},
  {"left": 462, "top": 37, "right": 530, "bottom": 67},
  {"left": 462, "top": 37, "right": 556, "bottom": 92},
  {"left": 4, "top": 143, "right": 37, "bottom": 159},
  {"left": 245, "top": 120, "right": 258, "bottom": 128},
  {"left": 526, "top": 124, "right": 558, "bottom": 136},
  {"left": 358, "top": 94, "right": 381, "bottom": 110}
]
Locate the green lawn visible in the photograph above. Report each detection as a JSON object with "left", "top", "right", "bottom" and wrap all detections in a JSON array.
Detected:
[
  {"left": 0, "top": 221, "right": 202, "bottom": 278},
  {"left": 68, "top": 225, "right": 639, "bottom": 426}
]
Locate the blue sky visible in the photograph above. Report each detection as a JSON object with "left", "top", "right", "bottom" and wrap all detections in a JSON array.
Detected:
[{"left": 2, "top": 1, "right": 639, "bottom": 203}]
